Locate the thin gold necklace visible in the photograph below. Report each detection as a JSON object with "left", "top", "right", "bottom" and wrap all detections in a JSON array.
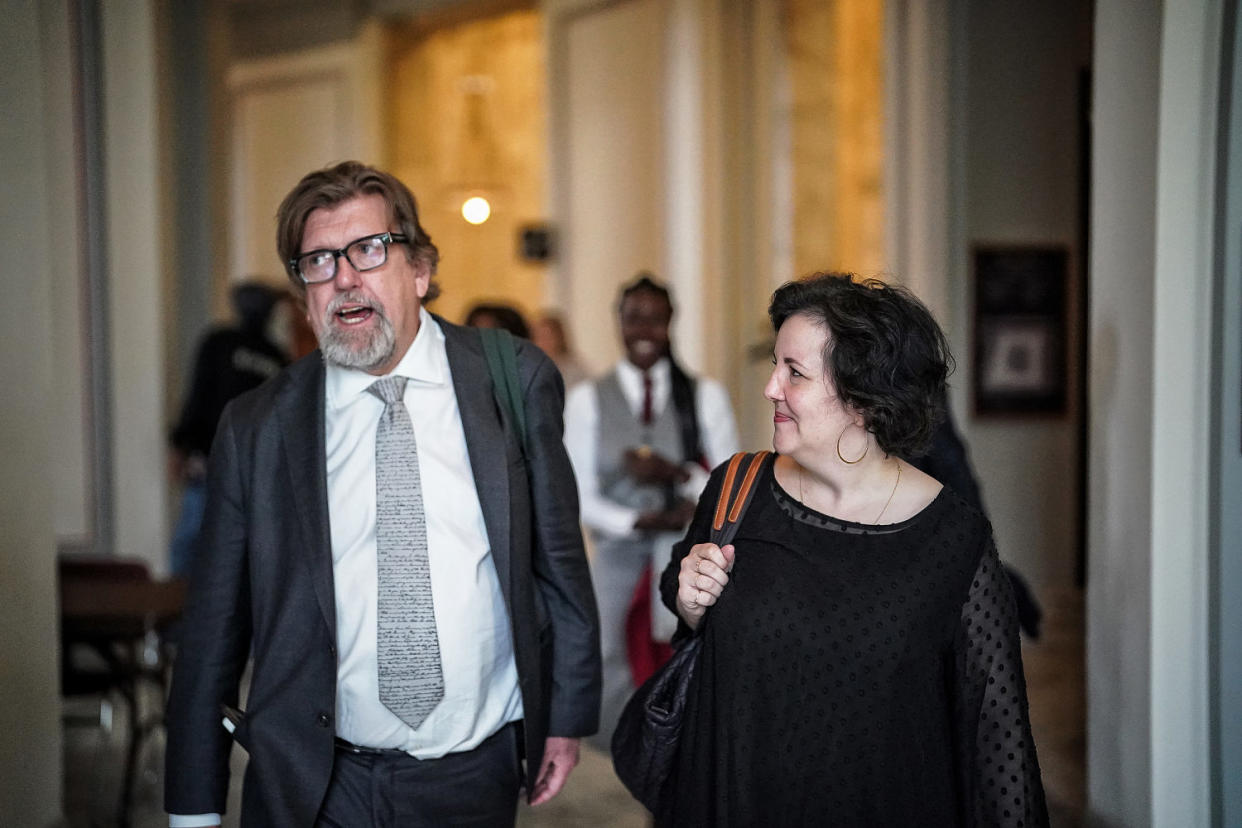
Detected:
[
  {"left": 798, "top": 460, "right": 902, "bottom": 525},
  {"left": 874, "top": 461, "right": 902, "bottom": 524}
]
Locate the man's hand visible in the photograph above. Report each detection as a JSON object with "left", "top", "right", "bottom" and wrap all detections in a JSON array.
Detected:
[
  {"left": 633, "top": 498, "right": 696, "bottom": 533},
  {"left": 168, "top": 447, "right": 188, "bottom": 483},
  {"left": 623, "top": 447, "right": 690, "bottom": 486},
  {"left": 528, "top": 736, "right": 580, "bottom": 806}
]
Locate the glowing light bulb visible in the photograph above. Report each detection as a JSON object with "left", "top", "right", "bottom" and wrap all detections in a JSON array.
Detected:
[{"left": 462, "top": 196, "right": 491, "bottom": 225}]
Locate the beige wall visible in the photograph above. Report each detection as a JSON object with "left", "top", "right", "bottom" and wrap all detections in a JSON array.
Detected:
[
  {"left": 788, "top": 0, "right": 886, "bottom": 278},
  {"left": 885, "top": 0, "right": 1086, "bottom": 592},
  {"left": 388, "top": 9, "right": 547, "bottom": 326},
  {"left": 104, "top": 0, "right": 172, "bottom": 573},
  {"left": 228, "top": 29, "right": 384, "bottom": 287},
  {"left": 543, "top": 0, "right": 852, "bottom": 434},
  {"left": 884, "top": 0, "right": 953, "bottom": 328},
  {"left": 955, "top": 0, "right": 1091, "bottom": 590},
  {"left": 546, "top": 0, "right": 668, "bottom": 375},
  {"left": 1147, "top": 0, "right": 1217, "bottom": 816},
  {"left": 48, "top": 0, "right": 91, "bottom": 547},
  {"left": 1088, "top": 0, "right": 1219, "bottom": 822},
  {"left": 710, "top": 0, "right": 791, "bottom": 449},
  {"left": 0, "top": 0, "right": 67, "bottom": 823}
]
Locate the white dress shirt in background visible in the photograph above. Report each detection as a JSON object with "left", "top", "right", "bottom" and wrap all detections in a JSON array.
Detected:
[{"left": 563, "top": 357, "right": 739, "bottom": 538}]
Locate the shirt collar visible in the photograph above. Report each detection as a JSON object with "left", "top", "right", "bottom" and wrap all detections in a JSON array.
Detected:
[
  {"left": 325, "top": 307, "right": 446, "bottom": 410},
  {"left": 617, "top": 356, "right": 670, "bottom": 385}
]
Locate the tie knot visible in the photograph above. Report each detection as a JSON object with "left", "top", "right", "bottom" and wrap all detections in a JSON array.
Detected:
[{"left": 367, "top": 376, "right": 408, "bottom": 405}]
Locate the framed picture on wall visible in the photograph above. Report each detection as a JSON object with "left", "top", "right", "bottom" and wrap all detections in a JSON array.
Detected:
[{"left": 973, "top": 245, "right": 1069, "bottom": 415}]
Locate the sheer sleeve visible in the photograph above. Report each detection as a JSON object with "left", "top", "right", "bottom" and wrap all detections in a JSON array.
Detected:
[{"left": 954, "top": 541, "right": 1049, "bottom": 828}]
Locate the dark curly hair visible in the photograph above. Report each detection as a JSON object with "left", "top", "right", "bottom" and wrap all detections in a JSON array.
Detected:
[
  {"left": 464, "top": 303, "right": 531, "bottom": 338},
  {"left": 768, "top": 272, "right": 953, "bottom": 457},
  {"left": 276, "top": 161, "right": 440, "bottom": 300}
]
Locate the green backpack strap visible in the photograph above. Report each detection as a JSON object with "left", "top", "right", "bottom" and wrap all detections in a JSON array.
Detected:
[{"left": 478, "top": 327, "right": 529, "bottom": 457}]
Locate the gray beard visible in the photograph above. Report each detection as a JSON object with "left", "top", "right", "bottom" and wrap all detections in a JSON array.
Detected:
[{"left": 318, "top": 309, "right": 397, "bottom": 371}]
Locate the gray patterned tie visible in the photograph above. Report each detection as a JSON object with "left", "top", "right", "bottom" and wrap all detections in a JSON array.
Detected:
[{"left": 368, "top": 376, "right": 443, "bottom": 729}]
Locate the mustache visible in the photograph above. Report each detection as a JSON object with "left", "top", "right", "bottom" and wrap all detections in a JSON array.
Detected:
[{"left": 324, "top": 291, "right": 383, "bottom": 318}]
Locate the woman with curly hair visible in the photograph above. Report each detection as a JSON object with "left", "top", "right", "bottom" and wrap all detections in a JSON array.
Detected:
[{"left": 657, "top": 273, "right": 1048, "bottom": 826}]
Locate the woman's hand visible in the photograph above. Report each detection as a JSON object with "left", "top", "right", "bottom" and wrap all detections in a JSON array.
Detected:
[{"left": 676, "top": 542, "right": 735, "bottom": 629}]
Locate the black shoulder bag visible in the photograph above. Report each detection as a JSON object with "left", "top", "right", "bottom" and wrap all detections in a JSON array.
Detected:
[{"left": 610, "top": 450, "right": 771, "bottom": 813}]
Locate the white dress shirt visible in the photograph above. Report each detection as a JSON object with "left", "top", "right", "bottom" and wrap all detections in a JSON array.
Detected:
[
  {"left": 171, "top": 310, "right": 522, "bottom": 828},
  {"left": 326, "top": 310, "right": 522, "bottom": 753},
  {"left": 563, "top": 357, "right": 739, "bottom": 538}
]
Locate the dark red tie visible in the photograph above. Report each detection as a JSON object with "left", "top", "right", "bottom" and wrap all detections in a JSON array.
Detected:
[{"left": 641, "top": 371, "right": 653, "bottom": 426}]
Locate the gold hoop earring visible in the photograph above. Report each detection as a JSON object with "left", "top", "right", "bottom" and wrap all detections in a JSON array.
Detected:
[{"left": 836, "top": 425, "right": 868, "bottom": 465}]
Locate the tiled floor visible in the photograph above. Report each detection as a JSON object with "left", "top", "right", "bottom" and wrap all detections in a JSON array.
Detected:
[{"left": 64, "top": 587, "right": 1084, "bottom": 827}]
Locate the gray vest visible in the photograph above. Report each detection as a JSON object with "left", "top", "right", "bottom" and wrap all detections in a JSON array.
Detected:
[{"left": 594, "top": 370, "right": 683, "bottom": 518}]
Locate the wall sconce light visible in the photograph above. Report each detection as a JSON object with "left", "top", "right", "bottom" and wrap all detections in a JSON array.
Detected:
[
  {"left": 446, "top": 75, "right": 505, "bottom": 225},
  {"left": 461, "top": 195, "right": 491, "bottom": 225}
]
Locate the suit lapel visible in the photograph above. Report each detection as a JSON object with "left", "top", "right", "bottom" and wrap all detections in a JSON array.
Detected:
[
  {"left": 274, "top": 355, "right": 337, "bottom": 633},
  {"left": 440, "top": 319, "right": 513, "bottom": 601}
]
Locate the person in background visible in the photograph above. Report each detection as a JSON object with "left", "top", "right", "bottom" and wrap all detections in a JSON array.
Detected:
[
  {"left": 563, "top": 273, "right": 738, "bottom": 748},
  {"left": 531, "top": 311, "right": 590, "bottom": 390},
  {"left": 908, "top": 389, "right": 1044, "bottom": 638},
  {"left": 269, "top": 285, "right": 321, "bottom": 360},
  {"left": 167, "top": 280, "right": 288, "bottom": 576},
  {"left": 660, "top": 272, "right": 1046, "bottom": 826},
  {"left": 165, "top": 161, "right": 600, "bottom": 826},
  {"left": 464, "top": 302, "right": 531, "bottom": 339}
]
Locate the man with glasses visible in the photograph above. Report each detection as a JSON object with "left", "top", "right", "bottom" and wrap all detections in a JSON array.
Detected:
[{"left": 165, "top": 161, "right": 600, "bottom": 827}]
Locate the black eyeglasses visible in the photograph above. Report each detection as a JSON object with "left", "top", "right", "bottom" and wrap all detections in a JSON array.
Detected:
[{"left": 289, "top": 232, "right": 410, "bottom": 285}]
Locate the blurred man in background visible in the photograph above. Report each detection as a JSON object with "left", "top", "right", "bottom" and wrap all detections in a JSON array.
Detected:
[
  {"left": 167, "top": 280, "right": 287, "bottom": 576},
  {"left": 564, "top": 273, "right": 737, "bottom": 748}
]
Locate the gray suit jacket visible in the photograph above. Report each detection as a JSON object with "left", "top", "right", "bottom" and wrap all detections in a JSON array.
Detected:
[{"left": 165, "top": 316, "right": 601, "bottom": 826}]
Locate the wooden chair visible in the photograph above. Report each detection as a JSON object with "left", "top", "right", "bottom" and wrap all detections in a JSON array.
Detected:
[{"left": 59, "top": 555, "right": 186, "bottom": 827}]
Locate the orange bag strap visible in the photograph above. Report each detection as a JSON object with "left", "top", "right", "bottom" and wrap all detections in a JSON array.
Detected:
[{"left": 710, "top": 451, "right": 770, "bottom": 542}]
